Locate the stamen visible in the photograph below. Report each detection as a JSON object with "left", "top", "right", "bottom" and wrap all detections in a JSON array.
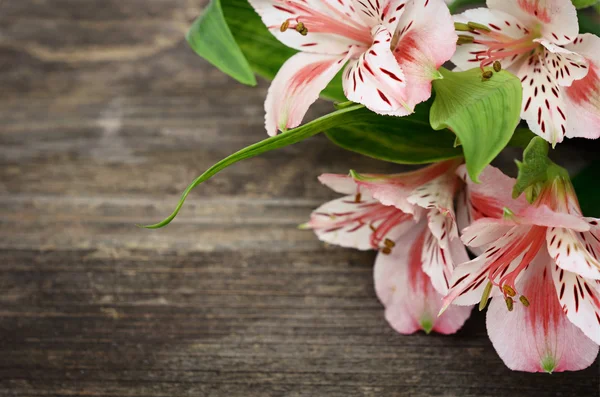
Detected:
[
  {"left": 457, "top": 35, "right": 474, "bottom": 45},
  {"left": 355, "top": 193, "right": 362, "bottom": 203},
  {"left": 503, "top": 285, "right": 516, "bottom": 297},
  {"left": 493, "top": 61, "right": 502, "bottom": 72},
  {"left": 384, "top": 238, "right": 395, "bottom": 248},
  {"left": 280, "top": 20, "right": 290, "bottom": 32},
  {"left": 295, "top": 22, "right": 308, "bottom": 36},
  {"left": 519, "top": 295, "right": 530, "bottom": 307},
  {"left": 505, "top": 297, "right": 514, "bottom": 312},
  {"left": 468, "top": 22, "right": 491, "bottom": 32},
  {"left": 381, "top": 247, "right": 392, "bottom": 255},
  {"left": 481, "top": 70, "right": 493, "bottom": 81},
  {"left": 479, "top": 281, "right": 493, "bottom": 312},
  {"left": 454, "top": 22, "right": 472, "bottom": 32}
]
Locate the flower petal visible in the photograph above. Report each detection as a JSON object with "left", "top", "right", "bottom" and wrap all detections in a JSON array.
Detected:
[
  {"left": 552, "top": 262, "right": 600, "bottom": 345},
  {"left": 375, "top": 223, "right": 473, "bottom": 334},
  {"left": 306, "top": 195, "right": 412, "bottom": 250},
  {"left": 487, "top": 252, "right": 599, "bottom": 373},
  {"left": 547, "top": 220, "right": 600, "bottom": 280},
  {"left": 444, "top": 225, "right": 531, "bottom": 308},
  {"left": 318, "top": 173, "right": 360, "bottom": 195},
  {"left": 350, "top": 172, "right": 418, "bottom": 216},
  {"left": 422, "top": 212, "right": 470, "bottom": 294},
  {"left": 537, "top": 39, "right": 589, "bottom": 87},
  {"left": 351, "top": 160, "right": 460, "bottom": 216},
  {"left": 343, "top": 25, "right": 412, "bottom": 115},
  {"left": 519, "top": 205, "right": 590, "bottom": 231},
  {"left": 265, "top": 52, "right": 349, "bottom": 136},
  {"left": 487, "top": 0, "right": 579, "bottom": 46},
  {"left": 391, "top": 0, "right": 457, "bottom": 112},
  {"left": 407, "top": 172, "right": 457, "bottom": 216},
  {"left": 515, "top": 53, "right": 570, "bottom": 144},
  {"left": 457, "top": 165, "right": 529, "bottom": 220},
  {"left": 564, "top": 34, "right": 600, "bottom": 140},
  {"left": 452, "top": 8, "right": 529, "bottom": 72},
  {"left": 461, "top": 218, "right": 515, "bottom": 248},
  {"left": 248, "top": 0, "right": 369, "bottom": 53}
]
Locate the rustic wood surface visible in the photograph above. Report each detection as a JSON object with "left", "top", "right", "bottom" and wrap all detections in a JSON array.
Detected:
[{"left": 0, "top": 1, "right": 598, "bottom": 396}]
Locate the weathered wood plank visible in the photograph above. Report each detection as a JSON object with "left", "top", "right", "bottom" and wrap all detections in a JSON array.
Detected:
[{"left": 0, "top": 250, "right": 597, "bottom": 397}]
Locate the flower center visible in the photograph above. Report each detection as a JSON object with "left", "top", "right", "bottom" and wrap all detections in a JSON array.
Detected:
[
  {"left": 314, "top": 195, "right": 412, "bottom": 252},
  {"left": 456, "top": 21, "right": 541, "bottom": 71},
  {"left": 480, "top": 226, "right": 546, "bottom": 310},
  {"left": 277, "top": 1, "right": 371, "bottom": 45}
]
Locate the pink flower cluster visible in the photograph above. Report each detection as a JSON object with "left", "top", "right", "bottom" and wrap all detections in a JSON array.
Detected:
[
  {"left": 305, "top": 162, "right": 600, "bottom": 373},
  {"left": 249, "top": 0, "right": 599, "bottom": 143},
  {"left": 245, "top": 0, "right": 600, "bottom": 373}
]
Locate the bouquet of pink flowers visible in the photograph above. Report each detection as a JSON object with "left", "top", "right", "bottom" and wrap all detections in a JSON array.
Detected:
[{"left": 145, "top": 0, "right": 600, "bottom": 373}]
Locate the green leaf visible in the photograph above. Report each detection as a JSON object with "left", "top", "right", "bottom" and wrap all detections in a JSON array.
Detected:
[
  {"left": 186, "top": 0, "right": 257, "bottom": 86},
  {"left": 142, "top": 104, "right": 363, "bottom": 229},
  {"left": 325, "top": 102, "right": 463, "bottom": 164},
  {"left": 220, "top": 0, "right": 345, "bottom": 101},
  {"left": 572, "top": 160, "right": 600, "bottom": 217},
  {"left": 508, "top": 128, "right": 536, "bottom": 148},
  {"left": 573, "top": 0, "right": 598, "bottom": 9},
  {"left": 579, "top": 10, "right": 600, "bottom": 36},
  {"left": 447, "top": 0, "right": 485, "bottom": 13},
  {"left": 430, "top": 67, "right": 523, "bottom": 182},
  {"left": 513, "top": 137, "right": 569, "bottom": 202}
]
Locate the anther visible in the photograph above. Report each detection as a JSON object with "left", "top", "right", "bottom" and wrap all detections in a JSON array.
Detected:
[
  {"left": 481, "top": 70, "right": 493, "bottom": 81},
  {"left": 369, "top": 224, "right": 377, "bottom": 232},
  {"left": 519, "top": 295, "right": 530, "bottom": 307},
  {"left": 355, "top": 193, "right": 362, "bottom": 203},
  {"left": 280, "top": 20, "right": 290, "bottom": 32},
  {"left": 384, "top": 239, "right": 395, "bottom": 248},
  {"left": 468, "top": 22, "right": 491, "bottom": 32},
  {"left": 381, "top": 247, "right": 392, "bottom": 255},
  {"left": 503, "top": 285, "right": 516, "bottom": 297},
  {"left": 457, "top": 35, "right": 474, "bottom": 45},
  {"left": 454, "top": 22, "right": 472, "bottom": 32},
  {"left": 479, "top": 281, "right": 493, "bottom": 312},
  {"left": 493, "top": 61, "right": 502, "bottom": 72},
  {"left": 295, "top": 22, "right": 308, "bottom": 36},
  {"left": 505, "top": 297, "right": 514, "bottom": 312}
]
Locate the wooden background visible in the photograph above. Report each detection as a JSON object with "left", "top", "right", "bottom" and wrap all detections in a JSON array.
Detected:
[{"left": 0, "top": 1, "right": 598, "bottom": 396}]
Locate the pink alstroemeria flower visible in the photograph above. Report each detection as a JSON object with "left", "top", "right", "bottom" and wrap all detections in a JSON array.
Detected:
[
  {"left": 452, "top": 0, "right": 600, "bottom": 144},
  {"left": 443, "top": 165, "right": 600, "bottom": 373},
  {"left": 303, "top": 160, "right": 472, "bottom": 334},
  {"left": 248, "top": 0, "right": 457, "bottom": 135}
]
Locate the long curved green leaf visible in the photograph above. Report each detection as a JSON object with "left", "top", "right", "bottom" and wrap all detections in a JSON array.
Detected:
[
  {"left": 186, "top": 0, "right": 256, "bottom": 86},
  {"left": 142, "top": 104, "right": 363, "bottom": 229},
  {"left": 325, "top": 103, "right": 463, "bottom": 164},
  {"left": 431, "top": 67, "right": 522, "bottom": 182}
]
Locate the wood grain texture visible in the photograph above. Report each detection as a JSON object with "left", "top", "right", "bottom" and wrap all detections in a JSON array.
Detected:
[{"left": 0, "top": 1, "right": 598, "bottom": 396}]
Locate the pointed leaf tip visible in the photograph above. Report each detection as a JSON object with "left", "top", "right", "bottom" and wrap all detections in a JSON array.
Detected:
[
  {"left": 142, "top": 104, "right": 366, "bottom": 229},
  {"left": 187, "top": 0, "right": 257, "bottom": 86}
]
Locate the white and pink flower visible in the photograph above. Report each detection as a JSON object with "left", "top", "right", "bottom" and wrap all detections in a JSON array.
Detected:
[
  {"left": 443, "top": 165, "right": 600, "bottom": 373},
  {"left": 248, "top": 0, "right": 457, "bottom": 135},
  {"left": 303, "top": 160, "right": 473, "bottom": 334},
  {"left": 452, "top": 0, "right": 600, "bottom": 144}
]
